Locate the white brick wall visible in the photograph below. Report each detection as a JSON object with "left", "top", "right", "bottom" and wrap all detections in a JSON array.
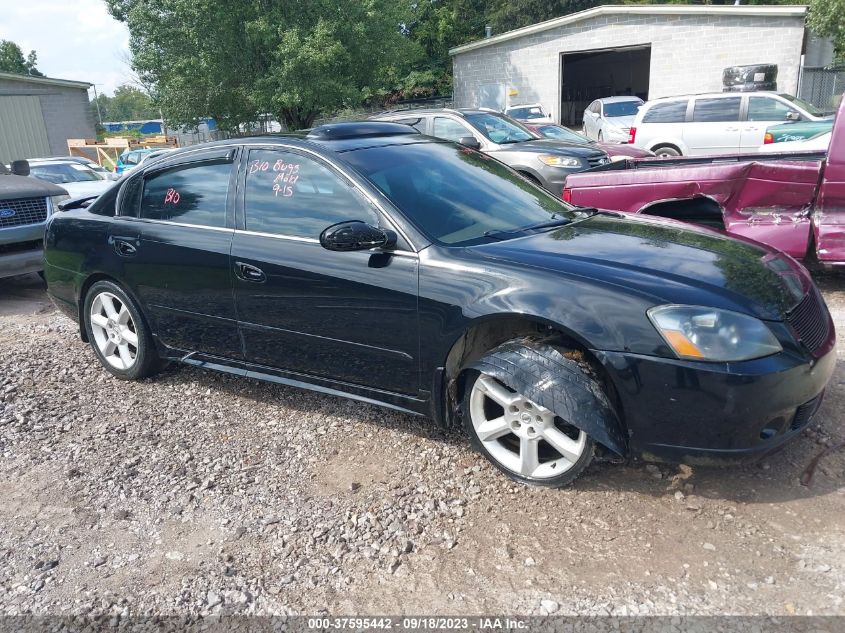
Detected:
[{"left": 452, "top": 13, "right": 806, "bottom": 124}]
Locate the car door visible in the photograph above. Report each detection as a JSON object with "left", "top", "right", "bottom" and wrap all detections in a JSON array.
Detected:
[
  {"left": 583, "top": 101, "right": 598, "bottom": 139},
  {"left": 231, "top": 145, "right": 420, "bottom": 396},
  {"left": 682, "top": 97, "right": 742, "bottom": 155},
  {"left": 742, "top": 95, "right": 801, "bottom": 152},
  {"left": 109, "top": 147, "right": 241, "bottom": 358},
  {"left": 432, "top": 116, "right": 480, "bottom": 146}
]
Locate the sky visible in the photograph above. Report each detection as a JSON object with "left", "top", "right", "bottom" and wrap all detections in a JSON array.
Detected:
[{"left": 0, "top": 0, "right": 131, "bottom": 96}]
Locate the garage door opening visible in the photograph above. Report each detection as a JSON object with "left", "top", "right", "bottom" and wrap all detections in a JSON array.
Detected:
[{"left": 560, "top": 45, "right": 651, "bottom": 127}]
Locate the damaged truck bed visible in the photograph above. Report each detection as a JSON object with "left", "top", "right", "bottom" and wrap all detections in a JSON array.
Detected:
[{"left": 562, "top": 93, "right": 845, "bottom": 266}]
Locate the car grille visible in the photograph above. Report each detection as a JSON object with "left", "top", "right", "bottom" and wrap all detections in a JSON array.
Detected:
[
  {"left": 791, "top": 392, "right": 824, "bottom": 431},
  {"left": 786, "top": 288, "right": 831, "bottom": 356},
  {"left": 587, "top": 156, "right": 611, "bottom": 168},
  {"left": 0, "top": 197, "right": 48, "bottom": 228}
]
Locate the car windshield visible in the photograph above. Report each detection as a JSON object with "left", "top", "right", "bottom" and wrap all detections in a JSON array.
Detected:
[
  {"left": 344, "top": 141, "right": 581, "bottom": 246},
  {"left": 463, "top": 112, "right": 535, "bottom": 144},
  {"left": 779, "top": 93, "right": 827, "bottom": 117},
  {"left": 538, "top": 125, "right": 592, "bottom": 144},
  {"left": 508, "top": 106, "right": 546, "bottom": 120},
  {"left": 30, "top": 163, "right": 102, "bottom": 183},
  {"left": 602, "top": 100, "right": 642, "bottom": 117}
]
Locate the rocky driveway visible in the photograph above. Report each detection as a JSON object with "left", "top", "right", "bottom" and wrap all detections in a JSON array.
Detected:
[{"left": 0, "top": 272, "right": 843, "bottom": 617}]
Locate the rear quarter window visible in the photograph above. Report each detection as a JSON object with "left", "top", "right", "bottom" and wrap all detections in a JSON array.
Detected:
[{"left": 642, "top": 101, "right": 688, "bottom": 123}]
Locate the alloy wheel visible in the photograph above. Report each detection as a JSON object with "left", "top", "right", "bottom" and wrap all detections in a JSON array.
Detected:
[
  {"left": 89, "top": 291, "right": 139, "bottom": 370},
  {"left": 469, "top": 373, "right": 587, "bottom": 479}
]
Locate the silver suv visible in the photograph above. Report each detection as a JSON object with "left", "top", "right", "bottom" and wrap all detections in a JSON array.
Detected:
[{"left": 371, "top": 109, "right": 609, "bottom": 197}]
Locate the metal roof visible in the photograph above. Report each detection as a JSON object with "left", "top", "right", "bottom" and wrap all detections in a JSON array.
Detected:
[
  {"left": 0, "top": 71, "right": 92, "bottom": 89},
  {"left": 449, "top": 4, "right": 808, "bottom": 56}
]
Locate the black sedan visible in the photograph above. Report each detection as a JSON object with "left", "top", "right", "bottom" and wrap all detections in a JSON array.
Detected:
[{"left": 44, "top": 122, "right": 836, "bottom": 487}]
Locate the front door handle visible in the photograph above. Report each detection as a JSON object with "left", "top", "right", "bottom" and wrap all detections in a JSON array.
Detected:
[{"left": 235, "top": 261, "right": 266, "bottom": 283}]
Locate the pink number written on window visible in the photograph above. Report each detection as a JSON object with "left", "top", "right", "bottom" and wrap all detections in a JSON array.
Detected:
[{"left": 164, "top": 188, "right": 181, "bottom": 205}]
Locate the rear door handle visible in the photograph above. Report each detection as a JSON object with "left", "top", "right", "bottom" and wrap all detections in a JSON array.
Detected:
[
  {"left": 235, "top": 261, "right": 266, "bottom": 283},
  {"left": 109, "top": 236, "right": 138, "bottom": 257}
]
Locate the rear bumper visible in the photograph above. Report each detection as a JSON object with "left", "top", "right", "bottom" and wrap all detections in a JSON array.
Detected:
[{"left": 594, "top": 342, "right": 837, "bottom": 465}]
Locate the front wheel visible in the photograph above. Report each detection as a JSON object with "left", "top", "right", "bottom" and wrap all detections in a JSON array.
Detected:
[
  {"left": 84, "top": 281, "right": 163, "bottom": 380},
  {"left": 463, "top": 370, "right": 594, "bottom": 487}
]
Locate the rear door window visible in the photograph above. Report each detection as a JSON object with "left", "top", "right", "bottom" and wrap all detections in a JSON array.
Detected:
[
  {"left": 692, "top": 97, "right": 741, "bottom": 122},
  {"left": 642, "top": 101, "right": 688, "bottom": 123},
  {"left": 139, "top": 161, "right": 232, "bottom": 227}
]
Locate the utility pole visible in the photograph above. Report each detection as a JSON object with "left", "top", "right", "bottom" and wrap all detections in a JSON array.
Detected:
[{"left": 91, "top": 85, "right": 104, "bottom": 125}]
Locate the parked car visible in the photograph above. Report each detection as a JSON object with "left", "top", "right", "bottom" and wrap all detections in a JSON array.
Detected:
[
  {"left": 629, "top": 91, "right": 832, "bottom": 157},
  {"left": 371, "top": 109, "right": 609, "bottom": 196},
  {"left": 527, "top": 123, "right": 654, "bottom": 160},
  {"left": 562, "top": 92, "right": 845, "bottom": 266},
  {"left": 504, "top": 103, "right": 554, "bottom": 124},
  {"left": 28, "top": 159, "right": 113, "bottom": 199},
  {"left": 582, "top": 97, "right": 643, "bottom": 143},
  {"left": 44, "top": 122, "right": 834, "bottom": 487},
  {"left": 31, "top": 156, "right": 116, "bottom": 181},
  {"left": 114, "top": 148, "right": 161, "bottom": 177},
  {"left": 0, "top": 161, "right": 67, "bottom": 279},
  {"left": 759, "top": 131, "right": 832, "bottom": 153},
  {"left": 763, "top": 119, "right": 833, "bottom": 144}
]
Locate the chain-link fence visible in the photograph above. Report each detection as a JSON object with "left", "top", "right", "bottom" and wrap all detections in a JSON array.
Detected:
[{"left": 799, "top": 64, "right": 845, "bottom": 111}]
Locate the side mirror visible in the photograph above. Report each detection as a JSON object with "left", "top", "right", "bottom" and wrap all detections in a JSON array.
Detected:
[
  {"left": 319, "top": 220, "right": 397, "bottom": 252},
  {"left": 786, "top": 111, "right": 800, "bottom": 121},
  {"left": 458, "top": 136, "right": 482, "bottom": 150}
]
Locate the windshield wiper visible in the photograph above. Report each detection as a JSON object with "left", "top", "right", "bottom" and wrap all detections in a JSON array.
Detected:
[{"left": 483, "top": 215, "right": 574, "bottom": 240}]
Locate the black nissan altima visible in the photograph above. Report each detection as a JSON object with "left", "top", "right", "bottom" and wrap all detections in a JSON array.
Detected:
[{"left": 44, "top": 122, "right": 836, "bottom": 487}]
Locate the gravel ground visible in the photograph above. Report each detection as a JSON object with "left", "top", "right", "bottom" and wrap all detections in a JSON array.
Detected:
[{"left": 0, "top": 272, "right": 843, "bottom": 618}]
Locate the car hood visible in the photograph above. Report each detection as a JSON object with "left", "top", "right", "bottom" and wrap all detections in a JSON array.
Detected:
[
  {"left": 58, "top": 181, "right": 112, "bottom": 199},
  {"left": 0, "top": 175, "right": 68, "bottom": 201},
  {"left": 500, "top": 139, "right": 608, "bottom": 158},
  {"left": 471, "top": 214, "right": 808, "bottom": 320},
  {"left": 600, "top": 143, "right": 653, "bottom": 158},
  {"left": 604, "top": 115, "right": 636, "bottom": 129}
]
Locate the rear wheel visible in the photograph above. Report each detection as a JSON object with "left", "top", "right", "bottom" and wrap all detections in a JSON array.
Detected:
[
  {"left": 84, "top": 281, "right": 163, "bottom": 380},
  {"left": 463, "top": 370, "right": 594, "bottom": 487},
  {"left": 653, "top": 145, "right": 681, "bottom": 158}
]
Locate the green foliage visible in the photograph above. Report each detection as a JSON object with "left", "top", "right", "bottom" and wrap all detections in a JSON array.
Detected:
[
  {"left": 106, "top": 0, "right": 416, "bottom": 130},
  {"left": 808, "top": 0, "right": 845, "bottom": 60},
  {"left": 92, "top": 84, "right": 159, "bottom": 122},
  {"left": 0, "top": 40, "right": 44, "bottom": 76}
]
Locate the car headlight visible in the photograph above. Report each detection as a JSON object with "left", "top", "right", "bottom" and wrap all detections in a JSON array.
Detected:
[
  {"left": 647, "top": 305, "right": 782, "bottom": 362},
  {"left": 538, "top": 155, "right": 581, "bottom": 168},
  {"left": 49, "top": 194, "right": 70, "bottom": 213}
]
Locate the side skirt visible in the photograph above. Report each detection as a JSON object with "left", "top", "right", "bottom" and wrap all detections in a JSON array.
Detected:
[{"left": 173, "top": 352, "right": 431, "bottom": 419}]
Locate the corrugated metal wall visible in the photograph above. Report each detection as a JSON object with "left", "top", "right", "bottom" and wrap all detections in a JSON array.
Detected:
[{"left": 0, "top": 95, "right": 51, "bottom": 164}]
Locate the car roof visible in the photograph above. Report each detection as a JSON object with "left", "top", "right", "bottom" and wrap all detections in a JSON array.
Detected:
[
  {"left": 373, "top": 108, "right": 505, "bottom": 119},
  {"left": 28, "top": 158, "right": 88, "bottom": 166},
  {"left": 137, "top": 122, "right": 437, "bottom": 164},
  {"left": 646, "top": 91, "right": 791, "bottom": 104},
  {"left": 598, "top": 96, "right": 643, "bottom": 103}
]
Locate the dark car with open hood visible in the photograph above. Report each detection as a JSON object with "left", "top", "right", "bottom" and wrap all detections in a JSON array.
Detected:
[{"left": 44, "top": 122, "right": 836, "bottom": 487}]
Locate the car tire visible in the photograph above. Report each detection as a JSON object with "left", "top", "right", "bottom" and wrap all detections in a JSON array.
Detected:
[
  {"left": 462, "top": 359, "right": 596, "bottom": 488},
  {"left": 653, "top": 145, "right": 681, "bottom": 157},
  {"left": 83, "top": 280, "right": 163, "bottom": 381}
]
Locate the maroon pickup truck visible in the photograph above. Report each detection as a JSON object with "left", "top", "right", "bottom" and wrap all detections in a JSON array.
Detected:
[{"left": 563, "top": 93, "right": 845, "bottom": 266}]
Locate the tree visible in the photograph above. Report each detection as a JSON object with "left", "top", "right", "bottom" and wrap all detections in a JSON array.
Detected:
[
  {"left": 105, "top": 0, "right": 416, "bottom": 130},
  {"left": 91, "top": 84, "right": 159, "bottom": 122},
  {"left": 808, "top": 0, "right": 845, "bottom": 60},
  {"left": 0, "top": 40, "right": 44, "bottom": 76}
]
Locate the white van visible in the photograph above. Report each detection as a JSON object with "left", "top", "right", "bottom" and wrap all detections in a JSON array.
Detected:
[{"left": 629, "top": 92, "right": 831, "bottom": 157}]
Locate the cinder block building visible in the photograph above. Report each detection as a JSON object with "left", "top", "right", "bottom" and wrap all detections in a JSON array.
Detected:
[
  {"left": 450, "top": 5, "right": 823, "bottom": 126},
  {"left": 0, "top": 71, "right": 95, "bottom": 164}
]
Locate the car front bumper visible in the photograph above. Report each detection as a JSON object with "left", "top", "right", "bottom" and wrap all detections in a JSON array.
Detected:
[{"left": 593, "top": 341, "right": 837, "bottom": 465}]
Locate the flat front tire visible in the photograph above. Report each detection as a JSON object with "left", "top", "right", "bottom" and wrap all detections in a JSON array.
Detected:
[
  {"left": 84, "top": 280, "right": 162, "bottom": 380},
  {"left": 463, "top": 369, "right": 594, "bottom": 488}
]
